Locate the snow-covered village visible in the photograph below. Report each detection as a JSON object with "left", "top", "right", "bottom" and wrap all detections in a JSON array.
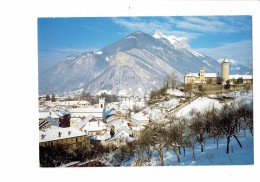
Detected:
[
  {"left": 38, "top": 16, "right": 254, "bottom": 168},
  {"left": 39, "top": 58, "right": 253, "bottom": 167}
]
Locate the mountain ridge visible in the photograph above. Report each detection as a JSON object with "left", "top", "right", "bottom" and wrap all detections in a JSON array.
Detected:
[{"left": 39, "top": 31, "right": 250, "bottom": 95}]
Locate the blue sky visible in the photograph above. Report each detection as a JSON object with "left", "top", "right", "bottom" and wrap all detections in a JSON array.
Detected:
[{"left": 38, "top": 16, "right": 252, "bottom": 73}]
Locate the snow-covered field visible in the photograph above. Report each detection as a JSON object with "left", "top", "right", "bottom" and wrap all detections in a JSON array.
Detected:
[
  {"left": 175, "top": 96, "right": 222, "bottom": 118},
  {"left": 157, "top": 130, "right": 253, "bottom": 166},
  {"left": 120, "top": 129, "right": 253, "bottom": 166},
  {"left": 121, "top": 89, "right": 254, "bottom": 166}
]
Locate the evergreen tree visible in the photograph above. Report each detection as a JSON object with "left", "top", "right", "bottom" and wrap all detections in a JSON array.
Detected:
[
  {"left": 51, "top": 93, "right": 56, "bottom": 102},
  {"left": 45, "top": 94, "right": 50, "bottom": 101},
  {"left": 237, "top": 77, "right": 243, "bottom": 84}
]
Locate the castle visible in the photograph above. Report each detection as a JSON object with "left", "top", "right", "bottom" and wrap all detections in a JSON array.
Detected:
[{"left": 184, "top": 59, "right": 252, "bottom": 86}]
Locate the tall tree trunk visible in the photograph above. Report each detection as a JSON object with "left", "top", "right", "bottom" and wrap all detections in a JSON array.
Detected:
[
  {"left": 183, "top": 147, "right": 186, "bottom": 156},
  {"left": 159, "top": 146, "right": 164, "bottom": 166},
  {"left": 217, "top": 139, "right": 219, "bottom": 149},
  {"left": 173, "top": 148, "right": 181, "bottom": 162},
  {"left": 192, "top": 146, "right": 196, "bottom": 161},
  {"left": 177, "top": 154, "right": 181, "bottom": 162},
  {"left": 201, "top": 144, "right": 204, "bottom": 153},
  {"left": 233, "top": 135, "right": 243, "bottom": 148},
  {"left": 250, "top": 127, "right": 253, "bottom": 136},
  {"left": 226, "top": 136, "right": 230, "bottom": 154}
]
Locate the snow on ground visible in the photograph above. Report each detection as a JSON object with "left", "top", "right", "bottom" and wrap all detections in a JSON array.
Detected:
[
  {"left": 234, "top": 90, "right": 253, "bottom": 108},
  {"left": 158, "top": 98, "right": 179, "bottom": 109},
  {"left": 167, "top": 88, "right": 185, "bottom": 97},
  {"left": 143, "top": 98, "right": 179, "bottom": 120},
  {"left": 163, "top": 130, "right": 253, "bottom": 166},
  {"left": 122, "top": 129, "right": 253, "bottom": 166},
  {"left": 176, "top": 97, "right": 223, "bottom": 118},
  {"left": 144, "top": 107, "right": 163, "bottom": 120}
]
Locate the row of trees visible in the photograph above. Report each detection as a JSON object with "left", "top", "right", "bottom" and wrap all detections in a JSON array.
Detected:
[
  {"left": 45, "top": 93, "right": 56, "bottom": 102},
  {"left": 80, "top": 92, "right": 118, "bottom": 104},
  {"left": 133, "top": 100, "right": 253, "bottom": 166},
  {"left": 44, "top": 91, "right": 119, "bottom": 104},
  {"left": 40, "top": 141, "right": 135, "bottom": 167}
]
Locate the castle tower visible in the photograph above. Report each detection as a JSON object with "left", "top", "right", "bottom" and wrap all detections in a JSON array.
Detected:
[
  {"left": 221, "top": 58, "right": 230, "bottom": 83},
  {"left": 199, "top": 68, "right": 205, "bottom": 83},
  {"left": 99, "top": 97, "right": 105, "bottom": 108}
]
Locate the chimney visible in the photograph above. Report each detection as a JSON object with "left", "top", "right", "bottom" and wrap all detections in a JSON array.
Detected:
[
  {"left": 98, "top": 121, "right": 100, "bottom": 127},
  {"left": 58, "top": 132, "right": 61, "bottom": 137},
  {"left": 68, "top": 131, "right": 71, "bottom": 135}
]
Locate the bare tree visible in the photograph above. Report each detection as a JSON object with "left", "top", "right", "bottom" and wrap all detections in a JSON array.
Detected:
[
  {"left": 189, "top": 112, "right": 207, "bottom": 153},
  {"left": 164, "top": 72, "right": 178, "bottom": 89},
  {"left": 236, "top": 103, "right": 253, "bottom": 136},
  {"left": 208, "top": 107, "right": 223, "bottom": 149},
  {"left": 213, "top": 102, "right": 243, "bottom": 154},
  {"left": 184, "top": 83, "right": 194, "bottom": 98}
]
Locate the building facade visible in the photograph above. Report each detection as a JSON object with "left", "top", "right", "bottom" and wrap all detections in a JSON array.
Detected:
[
  {"left": 39, "top": 126, "right": 90, "bottom": 150},
  {"left": 184, "top": 59, "right": 252, "bottom": 86}
]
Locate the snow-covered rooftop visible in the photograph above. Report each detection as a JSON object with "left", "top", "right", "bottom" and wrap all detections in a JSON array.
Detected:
[
  {"left": 39, "top": 127, "right": 87, "bottom": 143},
  {"left": 131, "top": 112, "right": 149, "bottom": 121},
  {"left": 205, "top": 73, "right": 218, "bottom": 77},
  {"left": 68, "top": 107, "right": 104, "bottom": 113},
  {"left": 106, "top": 116, "right": 119, "bottom": 123},
  {"left": 81, "top": 119, "right": 110, "bottom": 132},
  {"left": 107, "top": 129, "right": 134, "bottom": 142},
  {"left": 229, "top": 75, "right": 252, "bottom": 80},
  {"left": 75, "top": 115, "right": 97, "bottom": 130},
  {"left": 39, "top": 111, "right": 63, "bottom": 119},
  {"left": 185, "top": 73, "right": 198, "bottom": 77},
  {"left": 90, "top": 133, "right": 111, "bottom": 141}
]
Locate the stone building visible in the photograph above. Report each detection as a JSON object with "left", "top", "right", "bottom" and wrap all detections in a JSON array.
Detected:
[{"left": 184, "top": 58, "right": 252, "bottom": 86}]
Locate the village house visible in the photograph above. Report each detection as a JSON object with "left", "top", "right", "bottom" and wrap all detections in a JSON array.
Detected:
[
  {"left": 229, "top": 75, "right": 253, "bottom": 85},
  {"left": 39, "top": 111, "right": 62, "bottom": 122},
  {"left": 39, "top": 110, "right": 64, "bottom": 129},
  {"left": 39, "top": 126, "right": 90, "bottom": 150},
  {"left": 68, "top": 107, "right": 104, "bottom": 120},
  {"left": 114, "top": 111, "right": 125, "bottom": 118},
  {"left": 74, "top": 115, "right": 111, "bottom": 145},
  {"left": 106, "top": 127, "right": 134, "bottom": 147},
  {"left": 130, "top": 112, "right": 150, "bottom": 128},
  {"left": 39, "top": 116, "right": 59, "bottom": 130},
  {"left": 68, "top": 98, "right": 106, "bottom": 121},
  {"left": 106, "top": 116, "right": 132, "bottom": 133}
]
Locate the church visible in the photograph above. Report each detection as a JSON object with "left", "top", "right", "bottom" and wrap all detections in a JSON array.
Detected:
[{"left": 184, "top": 59, "right": 252, "bottom": 86}]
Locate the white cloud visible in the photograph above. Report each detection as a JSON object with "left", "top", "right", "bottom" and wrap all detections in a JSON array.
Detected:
[
  {"left": 112, "top": 16, "right": 251, "bottom": 41},
  {"left": 177, "top": 17, "right": 236, "bottom": 33},
  {"left": 175, "top": 16, "right": 251, "bottom": 34},
  {"left": 112, "top": 17, "right": 200, "bottom": 40},
  {"left": 196, "top": 39, "right": 252, "bottom": 64}
]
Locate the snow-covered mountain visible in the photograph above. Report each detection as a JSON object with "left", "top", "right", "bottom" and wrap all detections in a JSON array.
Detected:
[{"left": 39, "top": 31, "right": 250, "bottom": 95}]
